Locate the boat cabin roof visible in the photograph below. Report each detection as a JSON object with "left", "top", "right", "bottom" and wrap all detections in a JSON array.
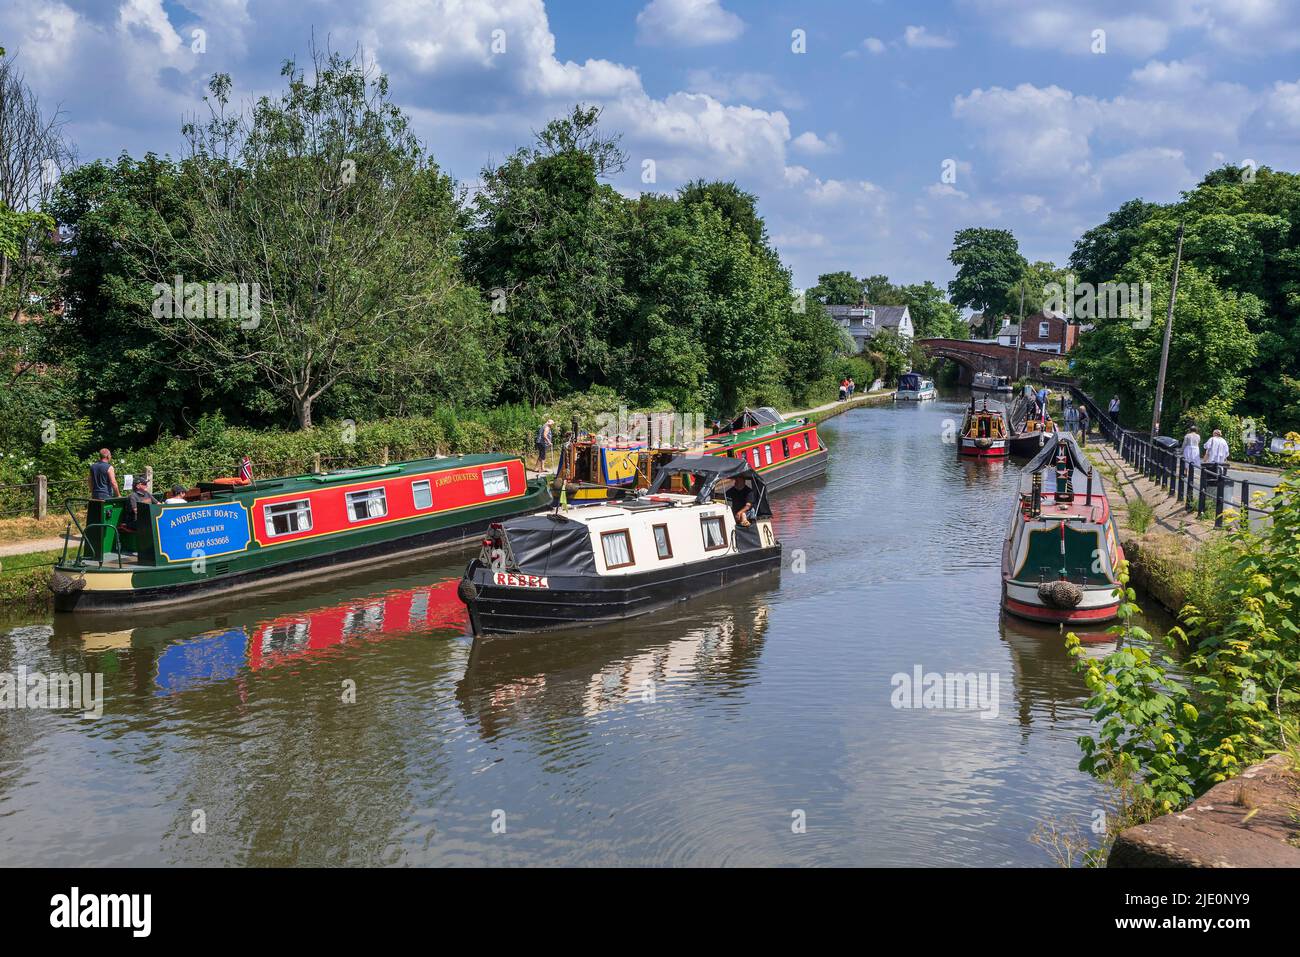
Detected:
[{"left": 197, "top": 453, "right": 517, "bottom": 500}]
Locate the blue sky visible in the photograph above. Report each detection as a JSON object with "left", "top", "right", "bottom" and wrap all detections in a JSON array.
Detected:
[{"left": 3, "top": 0, "right": 1299, "bottom": 291}]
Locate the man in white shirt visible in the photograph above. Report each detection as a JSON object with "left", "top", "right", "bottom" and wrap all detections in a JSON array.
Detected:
[
  {"left": 1108, "top": 395, "right": 1120, "bottom": 417},
  {"left": 1182, "top": 427, "right": 1201, "bottom": 466},
  {"left": 1203, "top": 429, "right": 1230, "bottom": 475}
]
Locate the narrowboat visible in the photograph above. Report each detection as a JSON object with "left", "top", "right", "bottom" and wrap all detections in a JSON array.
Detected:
[
  {"left": 1009, "top": 414, "right": 1060, "bottom": 456},
  {"left": 894, "top": 372, "right": 937, "bottom": 401},
  {"left": 971, "top": 372, "right": 1013, "bottom": 394},
  {"left": 959, "top": 397, "right": 1009, "bottom": 458},
  {"left": 1001, "top": 434, "right": 1124, "bottom": 625},
  {"left": 554, "top": 407, "right": 828, "bottom": 501},
  {"left": 458, "top": 456, "right": 781, "bottom": 635},
  {"left": 703, "top": 411, "right": 828, "bottom": 493},
  {"left": 50, "top": 454, "right": 552, "bottom": 613}
]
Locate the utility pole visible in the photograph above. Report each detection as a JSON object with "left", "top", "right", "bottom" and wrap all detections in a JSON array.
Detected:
[
  {"left": 1014, "top": 282, "right": 1025, "bottom": 378},
  {"left": 1151, "top": 219, "right": 1185, "bottom": 438}
]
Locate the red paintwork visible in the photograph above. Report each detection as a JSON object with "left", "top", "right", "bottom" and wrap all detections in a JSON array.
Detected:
[
  {"left": 247, "top": 579, "right": 466, "bottom": 670},
  {"left": 959, "top": 443, "right": 1009, "bottom": 458},
  {"left": 1003, "top": 595, "right": 1121, "bottom": 624},
  {"left": 250, "top": 459, "right": 527, "bottom": 548},
  {"left": 720, "top": 425, "right": 820, "bottom": 472}
]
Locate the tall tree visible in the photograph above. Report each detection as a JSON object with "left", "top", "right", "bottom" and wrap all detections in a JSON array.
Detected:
[
  {"left": 808, "top": 270, "right": 864, "bottom": 305},
  {"left": 947, "top": 227, "right": 1026, "bottom": 336},
  {"left": 1068, "top": 199, "right": 1158, "bottom": 288},
  {"left": 466, "top": 104, "right": 631, "bottom": 406},
  {"left": 140, "top": 50, "right": 496, "bottom": 429}
]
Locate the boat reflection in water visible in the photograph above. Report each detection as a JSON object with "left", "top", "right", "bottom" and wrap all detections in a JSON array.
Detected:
[
  {"left": 151, "top": 579, "right": 467, "bottom": 695},
  {"left": 457, "top": 579, "right": 773, "bottom": 741}
]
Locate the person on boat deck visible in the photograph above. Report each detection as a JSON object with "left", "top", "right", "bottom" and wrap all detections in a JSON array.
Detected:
[
  {"left": 88, "top": 448, "right": 121, "bottom": 501},
  {"left": 1182, "top": 425, "right": 1202, "bottom": 467},
  {"left": 165, "top": 484, "right": 188, "bottom": 505},
  {"left": 535, "top": 419, "right": 554, "bottom": 472},
  {"left": 727, "top": 477, "right": 757, "bottom": 527},
  {"left": 124, "top": 477, "right": 159, "bottom": 531}
]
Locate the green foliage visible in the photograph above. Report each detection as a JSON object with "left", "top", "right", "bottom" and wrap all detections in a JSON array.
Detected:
[
  {"left": 808, "top": 270, "right": 863, "bottom": 306},
  {"left": 1068, "top": 199, "right": 1159, "bottom": 287},
  {"left": 947, "top": 227, "right": 1027, "bottom": 335},
  {"left": 1071, "top": 461, "right": 1300, "bottom": 830},
  {"left": 1039, "top": 358, "right": 1071, "bottom": 377}
]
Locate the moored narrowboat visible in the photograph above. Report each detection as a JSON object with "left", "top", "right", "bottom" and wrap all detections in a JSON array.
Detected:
[
  {"left": 554, "top": 407, "right": 828, "bottom": 502},
  {"left": 959, "top": 397, "right": 1009, "bottom": 458},
  {"left": 971, "top": 372, "right": 1013, "bottom": 394},
  {"left": 51, "top": 455, "right": 552, "bottom": 613},
  {"left": 704, "top": 412, "right": 828, "bottom": 492},
  {"left": 458, "top": 456, "right": 781, "bottom": 635},
  {"left": 894, "top": 372, "right": 937, "bottom": 401},
  {"left": 1001, "top": 434, "right": 1123, "bottom": 625}
]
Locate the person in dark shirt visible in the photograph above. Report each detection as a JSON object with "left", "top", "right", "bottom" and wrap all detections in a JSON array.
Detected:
[
  {"left": 726, "top": 476, "right": 757, "bottom": 526},
  {"left": 88, "top": 448, "right": 121, "bottom": 501},
  {"left": 124, "top": 477, "right": 159, "bottom": 530}
]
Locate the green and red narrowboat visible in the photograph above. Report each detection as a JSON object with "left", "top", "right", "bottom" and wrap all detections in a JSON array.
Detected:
[
  {"left": 51, "top": 454, "right": 551, "bottom": 613},
  {"left": 554, "top": 407, "right": 828, "bottom": 503},
  {"left": 1001, "top": 434, "right": 1124, "bottom": 624},
  {"left": 705, "top": 411, "right": 828, "bottom": 492}
]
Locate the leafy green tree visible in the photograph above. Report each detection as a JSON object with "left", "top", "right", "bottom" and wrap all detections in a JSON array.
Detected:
[
  {"left": 678, "top": 179, "right": 766, "bottom": 248},
  {"left": 808, "top": 270, "right": 863, "bottom": 306},
  {"left": 147, "top": 51, "right": 497, "bottom": 430},
  {"left": 898, "top": 280, "right": 962, "bottom": 339},
  {"left": 466, "top": 104, "right": 631, "bottom": 406},
  {"left": 1071, "top": 259, "right": 1258, "bottom": 428},
  {"left": 947, "top": 227, "right": 1026, "bottom": 336},
  {"left": 1068, "top": 199, "right": 1158, "bottom": 287}
]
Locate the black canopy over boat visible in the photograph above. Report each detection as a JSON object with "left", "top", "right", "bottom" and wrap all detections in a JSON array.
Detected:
[{"left": 458, "top": 455, "right": 781, "bottom": 635}]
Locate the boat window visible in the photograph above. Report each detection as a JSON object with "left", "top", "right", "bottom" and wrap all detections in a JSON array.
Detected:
[
  {"left": 652, "top": 524, "right": 673, "bottom": 560},
  {"left": 601, "top": 530, "right": 635, "bottom": 569},
  {"left": 764, "top": 444, "right": 773, "bottom": 465},
  {"left": 264, "top": 499, "right": 313, "bottom": 538},
  {"left": 411, "top": 479, "right": 433, "bottom": 510},
  {"left": 701, "top": 515, "right": 727, "bottom": 551},
  {"left": 782, "top": 438, "right": 790, "bottom": 457},
  {"left": 345, "top": 487, "right": 388, "bottom": 522},
  {"left": 482, "top": 466, "right": 511, "bottom": 497}
]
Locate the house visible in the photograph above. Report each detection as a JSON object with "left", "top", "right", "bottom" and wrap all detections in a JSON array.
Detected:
[
  {"left": 986, "top": 310, "right": 1077, "bottom": 354},
  {"left": 826, "top": 303, "right": 913, "bottom": 353}
]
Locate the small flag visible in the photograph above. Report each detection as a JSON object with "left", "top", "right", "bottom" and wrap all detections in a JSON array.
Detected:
[{"left": 239, "top": 456, "right": 253, "bottom": 482}]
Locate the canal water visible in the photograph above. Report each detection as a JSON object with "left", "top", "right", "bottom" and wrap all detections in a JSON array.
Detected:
[{"left": 0, "top": 392, "right": 1172, "bottom": 866}]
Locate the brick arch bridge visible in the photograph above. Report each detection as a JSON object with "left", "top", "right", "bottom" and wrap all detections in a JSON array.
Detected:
[{"left": 915, "top": 338, "right": 1050, "bottom": 382}]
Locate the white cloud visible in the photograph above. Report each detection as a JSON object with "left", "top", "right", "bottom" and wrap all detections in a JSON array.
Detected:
[
  {"left": 791, "top": 131, "right": 841, "bottom": 155},
  {"left": 685, "top": 68, "right": 803, "bottom": 109},
  {"left": 903, "top": 25, "right": 956, "bottom": 49},
  {"left": 1245, "top": 79, "right": 1300, "bottom": 142},
  {"left": 863, "top": 37, "right": 886, "bottom": 54},
  {"left": 635, "top": 0, "right": 744, "bottom": 47}
]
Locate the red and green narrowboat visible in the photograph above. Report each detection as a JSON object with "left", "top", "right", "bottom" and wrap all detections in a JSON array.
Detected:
[
  {"left": 704, "top": 410, "right": 828, "bottom": 492},
  {"left": 554, "top": 406, "right": 828, "bottom": 502},
  {"left": 51, "top": 454, "right": 551, "bottom": 613},
  {"left": 1001, "top": 434, "right": 1124, "bottom": 624}
]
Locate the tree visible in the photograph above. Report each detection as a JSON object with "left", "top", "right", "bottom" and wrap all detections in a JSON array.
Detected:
[
  {"left": 947, "top": 227, "right": 1026, "bottom": 336},
  {"left": 678, "top": 179, "right": 766, "bottom": 248},
  {"left": 1068, "top": 199, "right": 1158, "bottom": 287},
  {"left": 466, "top": 104, "right": 631, "bottom": 406},
  {"left": 142, "top": 49, "right": 497, "bottom": 429},
  {"left": 1007, "top": 259, "right": 1068, "bottom": 315},
  {"left": 808, "top": 270, "right": 863, "bottom": 306},
  {"left": 898, "top": 280, "right": 962, "bottom": 339},
  {"left": 1071, "top": 259, "right": 1259, "bottom": 428}
]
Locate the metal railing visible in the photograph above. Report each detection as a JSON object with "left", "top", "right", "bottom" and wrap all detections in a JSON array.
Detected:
[{"left": 1067, "top": 388, "right": 1277, "bottom": 529}]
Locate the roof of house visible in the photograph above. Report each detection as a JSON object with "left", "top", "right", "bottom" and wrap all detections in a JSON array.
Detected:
[
  {"left": 999, "top": 324, "right": 1021, "bottom": 336},
  {"left": 825, "top": 303, "right": 911, "bottom": 329}
]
